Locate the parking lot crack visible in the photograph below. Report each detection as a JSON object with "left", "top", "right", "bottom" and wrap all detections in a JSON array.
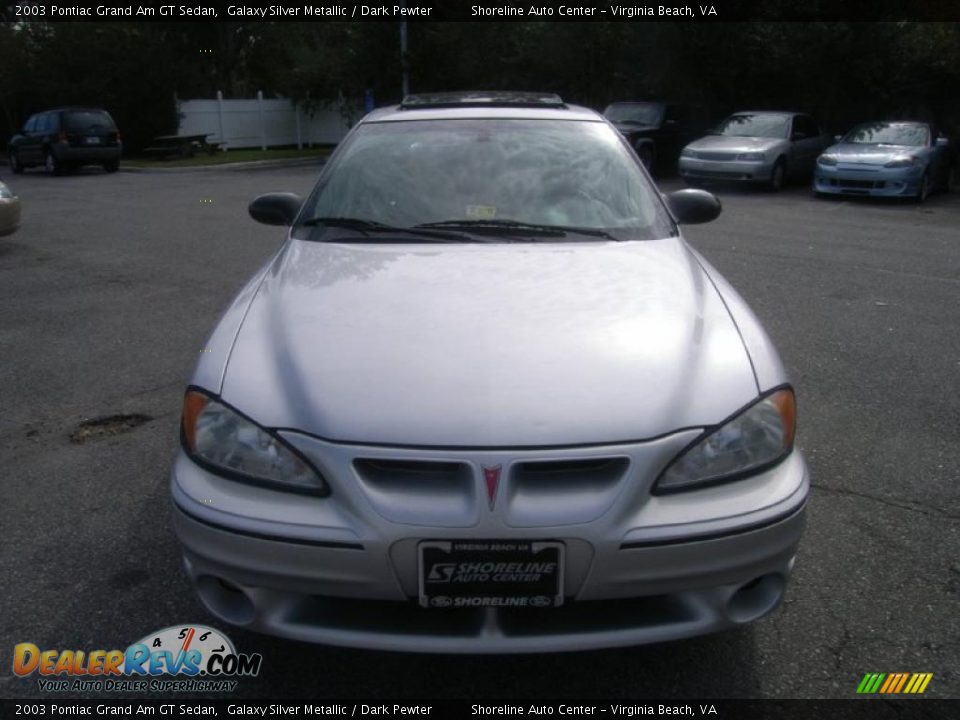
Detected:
[{"left": 811, "top": 482, "right": 959, "bottom": 521}]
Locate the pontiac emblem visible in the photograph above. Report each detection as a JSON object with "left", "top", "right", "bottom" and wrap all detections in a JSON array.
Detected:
[{"left": 482, "top": 465, "right": 501, "bottom": 510}]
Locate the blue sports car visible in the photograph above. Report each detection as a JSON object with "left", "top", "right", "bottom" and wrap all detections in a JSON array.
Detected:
[{"left": 813, "top": 121, "right": 954, "bottom": 202}]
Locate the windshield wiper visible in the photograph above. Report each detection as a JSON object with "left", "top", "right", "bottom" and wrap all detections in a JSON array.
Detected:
[
  {"left": 300, "top": 216, "right": 479, "bottom": 242},
  {"left": 416, "top": 219, "right": 620, "bottom": 241}
]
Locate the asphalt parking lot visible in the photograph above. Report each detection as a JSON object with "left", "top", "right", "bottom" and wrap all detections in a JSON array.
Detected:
[{"left": 1, "top": 163, "right": 957, "bottom": 700}]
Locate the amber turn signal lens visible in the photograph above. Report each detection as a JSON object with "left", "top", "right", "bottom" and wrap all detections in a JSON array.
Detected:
[
  {"left": 770, "top": 388, "right": 796, "bottom": 449},
  {"left": 181, "top": 391, "right": 210, "bottom": 452}
]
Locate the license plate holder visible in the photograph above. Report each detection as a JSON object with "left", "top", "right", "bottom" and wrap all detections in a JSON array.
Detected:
[{"left": 418, "top": 539, "right": 564, "bottom": 609}]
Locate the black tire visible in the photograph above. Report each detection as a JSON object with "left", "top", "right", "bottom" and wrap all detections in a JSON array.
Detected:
[
  {"left": 636, "top": 143, "right": 654, "bottom": 170},
  {"left": 45, "top": 150, "right": 64, "bottom": 176},
  {"left": 915, "top": 172, "right": 929, "bottom": 203},
  {"left": 943, "top": 165, "right": 955, "bottom": 193},
  {"left": 103, "top": 159, "right": 119, "bottom": 173},
  {"left": 768, "top": 159, "right": 786, "bottom": 192},
  {"left": 8, "top": 150, "right": 24, "bottom": 174}
]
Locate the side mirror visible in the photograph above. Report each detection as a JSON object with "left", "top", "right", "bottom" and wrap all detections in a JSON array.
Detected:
[
  {"left": 666, "top": 189, "right": 722, "bottom": 225},
  {"left": 249, "top": 193, "right": 303, "bottom": 226},
  {"left": 834, "top": 135, "right": 842, "bottom": 143},
  {"left": 935, "top": 137, "right": 949, "bottom": 147}
]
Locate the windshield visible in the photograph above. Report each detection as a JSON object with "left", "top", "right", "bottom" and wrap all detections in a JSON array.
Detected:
[
  {"left": 842, "top": 122, "right": 929, "bottom": 147},
  {"left": 297, "top": 118, "right": 674, "bottom": 242},
  {"left": 64, "top": 111, "right": 116, "bottom": 132},
  {"left": 602, "top": 103, "right": 665, "bottom": 126},
  {"left": 713, "top": 114, "right": 790, "bottom": 139}
]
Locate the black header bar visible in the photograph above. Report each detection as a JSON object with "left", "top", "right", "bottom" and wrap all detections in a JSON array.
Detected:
[
  {"left": 0, "top": 699, "right": 957, "bottom": 719},
  {"left": 4, "top": 0, "right": 960, "bottom": 22}
]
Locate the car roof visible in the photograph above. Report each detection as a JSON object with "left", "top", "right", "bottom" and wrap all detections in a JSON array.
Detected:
[
  {"left": 43, "top": 107, "right": 110, "bottom": 112},
  {"left": 731, "top": 110, "right": 801, "bottom": 117},
  {"left": 365, "top": 104, "right": 602, "bottom": 123},
  {"left": 605, "top": 101, "right": 668, "bottom": 106},
  {"left": 363, "top": 91, "right": 602, "bottom": 123},
  {"left": 854, "top": 120, "right": 928, "bottom": 126}
]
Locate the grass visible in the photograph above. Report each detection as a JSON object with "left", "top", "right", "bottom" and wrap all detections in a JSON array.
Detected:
[{"left": 122, "top": 146, "right": 333, "bottom": 168}]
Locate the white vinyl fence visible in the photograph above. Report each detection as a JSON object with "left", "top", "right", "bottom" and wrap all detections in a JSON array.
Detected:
[{"left": 177, "top": 91, "right": 356, "bottom": 150}]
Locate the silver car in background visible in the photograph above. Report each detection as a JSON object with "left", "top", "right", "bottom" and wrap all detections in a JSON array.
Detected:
[
  {"left": 171, "top": 92, "right": 809, "bottom": 653},
  {"left": 814, "top": 121, "right": 954, "bottom": 202},
  {"left": 679, "top": 111, "right": 829, "bottom": 190},
  {"left": 0, "top": 181, "right": 21, "bottom": 236}
]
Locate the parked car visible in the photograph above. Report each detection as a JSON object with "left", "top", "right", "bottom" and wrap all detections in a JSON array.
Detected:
[
  {"left": 813, "top": 121, "right": 954, "bottom": 202},
  {"left": 0, "top": 180, "right": 21, "bottom": 236},
  {"left": 172, "top": 91, "right": 808, "bottom": 653},
  {"left": 8, "top": 107, "right": 121, "bottom": 175},
  {"left": 679, "top": 111, "right": 829, "bottom": 190},
  {"left": 603, "top": 101, "right": 711, "bottom": 172}
]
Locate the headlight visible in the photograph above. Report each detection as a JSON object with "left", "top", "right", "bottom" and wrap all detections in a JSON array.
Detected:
[
  {"left": 655, "top": 387, "right": 796, "bottom": 494},
  {"left": 884, "top": 156, "right": 917, "bottom": 168},
  {"left": 680, "top": 148, "right": 697, "bottom": 159},
  {"left": 181, "top": 389, "right": 328, "bottom": 495},
  {"left": 817, "top": 155, "right": 838, "bottom": 166},
  {"left": 0, "top": 183, "right": 15, "bottom": 199},
  {"left": 736, "top": 152, "right": 765, "bottom": 161}
]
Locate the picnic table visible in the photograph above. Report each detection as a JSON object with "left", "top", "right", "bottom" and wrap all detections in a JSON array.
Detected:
[{"left": 143, "top": 133, "right": 224, "bottom": 158}]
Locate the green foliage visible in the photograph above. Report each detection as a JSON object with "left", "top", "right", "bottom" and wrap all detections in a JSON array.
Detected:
[{"left": 3, "top": 21, "right": 958, "bottom": 150}]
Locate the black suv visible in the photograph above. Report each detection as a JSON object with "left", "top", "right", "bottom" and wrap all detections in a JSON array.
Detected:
[
  {"left": 8, "top": 107, "right": 122, "bottom": 175},
  {"left": 603, "top": 101, "right": 710, "bottom": 174}
]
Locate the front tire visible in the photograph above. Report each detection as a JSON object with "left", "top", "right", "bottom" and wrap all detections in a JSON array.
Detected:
[
  {"left": 915, "top": 172, "right": 929, "bottom": 203},
  {"left": 768, "top": 159, "right": 786, "bottom": 192},
  {"left": 45, "top": 150, "right": 64, "bottom": 176},
  {"left": 636, "top": 143, "right": 654, "bottom": 170},
  {"left": 9, "top": 150, "right": 24, "bottom": 174}
]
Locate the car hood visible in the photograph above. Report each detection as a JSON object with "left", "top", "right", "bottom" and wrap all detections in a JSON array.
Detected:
[
  {"left": 824, "top": 143, "right": 922, "bottom": 164},
  {"left": 219, "top": 238, "right": 759, "bottom": 447},
  {"left": 687, "top": 135, "right": 784, "bottom": 153}
]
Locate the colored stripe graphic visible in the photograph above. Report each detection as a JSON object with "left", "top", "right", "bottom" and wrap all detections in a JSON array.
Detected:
[
  {"left": 892, "top": 673, "right": 909, "bottom": 693},
  {"left": 857, "top": 672, "right": 932, "bottom": 694},
  {"left": 904, "top": 673, "right": 933, "bottom": 694}
]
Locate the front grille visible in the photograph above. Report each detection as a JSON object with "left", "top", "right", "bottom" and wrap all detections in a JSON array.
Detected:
[
  {"left": 697, "top": 151, "right": 737, "bottom": 161},
  {"left": 514, "top": 458, "right": 627, "bottom": 485},
  {"left": 832, "top": 179, "right": 883, "bottom": 189},
  {"left": 354, "top": 459, "right": 464, "bottom": 479},
  {"left": 691, "top": 169, "right": 749, "bottom": 179},
  {"left": 352, "top": 459, "right": 475, "bottom": 526},
  {"left": 286, "top": 593, "right": 694, "bottom": 638},
  {"left": 507, "top": 457, "right": 629, "bottom": 526}
]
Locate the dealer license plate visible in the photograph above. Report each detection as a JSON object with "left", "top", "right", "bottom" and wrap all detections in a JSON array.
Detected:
[{"left": 418, "top": 539, "right": 564, "bottom": 609}]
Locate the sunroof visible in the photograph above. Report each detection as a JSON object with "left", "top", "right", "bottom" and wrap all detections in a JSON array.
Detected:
[{"left": 400, "top": 91, "right": 566, "bottom": 109}]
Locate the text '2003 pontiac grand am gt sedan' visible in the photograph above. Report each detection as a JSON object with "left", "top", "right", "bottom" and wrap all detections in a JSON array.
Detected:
[{"left": 171, "top": 92, "right": 809, "bottom": 653}]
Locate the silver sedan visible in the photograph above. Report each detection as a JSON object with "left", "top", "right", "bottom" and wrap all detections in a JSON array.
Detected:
[
  {"left": 0, "top": 180, "right": 21, "bottom": 236},
  {"left": 679, "top": 111, "right": 829, "bottom": 190},
  {"left": 171, "top": 92, "right": 809, "bottom": 653}
]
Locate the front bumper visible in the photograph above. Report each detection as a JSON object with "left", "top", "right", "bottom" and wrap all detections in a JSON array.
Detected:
[
  {"left": 171, "top": 434, "right": 809, "bottom": 653},
  {"left": 814, "top": 163, "right": 923, "bottom": 197},
  {"left": 678, "top": 156, "right": 773, "bottom": 184}
]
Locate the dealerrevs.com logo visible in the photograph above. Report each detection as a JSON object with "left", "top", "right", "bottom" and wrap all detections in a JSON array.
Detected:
[{"left": 13, "top": 625, "right": 261, "bottom": 693}]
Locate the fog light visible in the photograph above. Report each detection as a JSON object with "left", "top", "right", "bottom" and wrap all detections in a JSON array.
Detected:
[
  {"left": 726, "top": 573, "right": 785, "bottom": 623},
  {"left": 196, "top": 575, "right": 256, "bottom": 625}
]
